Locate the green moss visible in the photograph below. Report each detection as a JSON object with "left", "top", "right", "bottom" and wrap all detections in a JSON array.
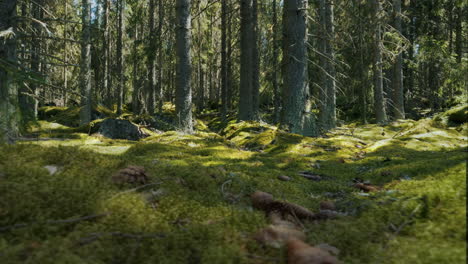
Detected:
[{"left": 1, "top": 113, "right": 466, "bottom": 263}]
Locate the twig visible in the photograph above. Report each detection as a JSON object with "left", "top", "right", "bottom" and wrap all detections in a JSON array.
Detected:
[
  {"left": 109, "top": 182, "right": 163, "bottom": 200},
  {"left": 0, "top": 212, "right": 110, "bottom": 232}
]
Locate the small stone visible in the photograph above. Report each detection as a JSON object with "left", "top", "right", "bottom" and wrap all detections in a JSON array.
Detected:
[
  {"left": 44, "top": 165, "right": 59, "bottom": 175},
  {"left": 278, "top": 175, "right": 292, "bottom": 181},
  {"left": 319, "top": 201, "right": 336, "bottom": 211}
]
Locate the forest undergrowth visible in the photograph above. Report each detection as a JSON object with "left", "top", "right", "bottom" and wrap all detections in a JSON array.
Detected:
[{"left": 0, "top": 105, "right": 466, "bottom": 264}]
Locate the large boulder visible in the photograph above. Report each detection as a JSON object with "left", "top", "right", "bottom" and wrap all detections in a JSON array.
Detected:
[{"left": 98, "top": 119, "right": 148, "bottom": 140}]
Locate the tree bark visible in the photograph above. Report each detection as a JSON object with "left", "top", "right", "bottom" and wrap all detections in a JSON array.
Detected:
[
  {"left": 80, "top": 0, "right": 92, "bottom": 125},
  {"left": 239, "top": 0, "right": 254, "bottom": 121},
  {"left": 116, "top": 0, "right": 125, "bottom": 114},
  {"left": 318, "top": 0, "right": 337, "bottom": 132},
  {"left": 373, "top": 0, "right": 387, "bottom": 124},
  {"left": 392, "top": 0, "right": 405, "bottom": 119},
  {"left": 103, "top": 0, "right": 112, "bottom": 107},
  {"left": 272, "top": 0, "right": 280, "bottom": 123},
  {"left": 282, "top": 0, "right": 312, "bottom": 135},
  {"left": 146, "top": 0, "right": 156, "bottom": 114},
  {"left": 221, "top": 0, "right": 228, "bottom": 119},
  {"left": 175, "top": 0, "right": 193, "bottom": 133},
  {"left": 251, "top": 0, "right": 260, "bottom": 120},
  {"left": 0, "top": 0, "right": 19, "bottom": 143}
]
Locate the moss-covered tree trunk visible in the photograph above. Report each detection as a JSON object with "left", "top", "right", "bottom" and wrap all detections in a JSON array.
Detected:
[
  {"left": 0, "top": 0, "right": 19, "bottom": 143},
  {"left": 175, "top": 0, "right": 193, "bottom": 133},
  {"left": 146, "top": 0, "right": 156, "bottom": 115}
]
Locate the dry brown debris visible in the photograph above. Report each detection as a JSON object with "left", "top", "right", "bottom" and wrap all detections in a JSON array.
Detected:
[
  {"left": 254, "top": 225, "right": 306, "bottom": 248},
  {"left": 353, "top": 183, "right": 379, "bottom": 192},
  {"left": 287, "top": 239, "right": 340, "bottom": 264},
  {"left": 251, "top": 191, "right": 317, "bottom": 220},
  {"left": 112, "top": 166, "right": 149, "bottom": 185}
]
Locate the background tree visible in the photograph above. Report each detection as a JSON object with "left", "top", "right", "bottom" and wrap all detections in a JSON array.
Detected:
[
  {"left": 175, "top": 0, "right": 193, "bottom": 133},
  {"left": 80, "top": 0, "right": 92, "bottom": 125}
]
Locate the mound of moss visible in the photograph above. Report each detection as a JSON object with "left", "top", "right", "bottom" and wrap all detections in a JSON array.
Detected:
[{"left": 1, "top": 112, "right": 465, "bottom": 264}]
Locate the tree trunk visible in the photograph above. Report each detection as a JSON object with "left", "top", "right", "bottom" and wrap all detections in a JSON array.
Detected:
[
  {"left": 373, "top": 0, "right": 387, "bottom": 124},
  {"left": 80, "top": 0, "right": 92, "bottom": 125},
  {"left": 146, "top": 0, "right": 156, "bottom": 114},
  {"left": 116, "top": 0, "right": 125, "bottom": 114},
  {"left": 272, "top": 0, "right": 280, "bottom": 123},
  {"left": 318, "top": 0, "right": 337, "bottom": 132},
  {"left": 455, "top": 5, "right": 462, "bottom": 63},
  {"left": 392, "top": 0, "right": 405, "bottom": 119},
  {"left": 221, "top": 0, "right": 228, "bottom": 119},
  {"left": 282, "top": 0, "right": 311, "bottom": 135},
  {"left": 251, "top": 0, "right": 260, "bottom": 120},
  {"left": 0, "top": 0, "right": 19, "bottom": 143},
  {"left": 103, "top": 0, "right": 112, "bottom": 107},
  {"left": 156, "top": 0, "right": 164, "bottom": 112},
  {"left": 239, "top": 0, "right": 254, "bottom": 121},
  {"left": 175, "top": 0, "right": 193, "bottom": 133}
]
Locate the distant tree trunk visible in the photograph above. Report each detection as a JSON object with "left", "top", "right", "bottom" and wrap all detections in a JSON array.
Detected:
[
  {"left": 0, "top": 0, "right": 19, "bottom": 143},
  {"left": 239, "top": 0, "right": 254, "bottom": 121},
  {"left": 146, "top": 0, "right": 156, "bottom": 114},
  {"left": 103, "top": 0, "right": 112, "bottom": 107},
  {"left": 175, "top": 0, "right": 193, "bottom": 133},
  {"left": 251, "top": 0, "right": 260, "bottom": 120},
  {"left": 392, "top": 0, "right": 405, "bottom": 119},
  {"left": 282, "top": 0, "right": 311, "bottom": 135},
  {"left": 318, "top": 0, "right": 336, "bottom": 132},
  {"left": 220, "top": 0, "right": 228, "bottom": 119},
  {"left": 156, "top": 0, "right": 164, "bottom": 112},
  {"left": 226, "top": 0, "right": 233, "bottom": 111},
  {"left": 272, "top": 0, "right": 280, "bottom": 123},
  {"left": 132, "top": 26, "right": 141, "bottom": 113},
  {"left": 63, "top": 1, "right": 69, "bottom": 107},
  {"left": 18, "top": 0, "right": 35, "bottom": 121},
  {"left": 80, "top": 0, "right": 92, "bottom": 125},
  {"left": 373, "top": 0, "right": 387, "bottom": 124},
  {"left": 455, "top": 5, "right": 462, "bottom": 64},
  {"left": 116, "top": 0, "right": 125, "bottom": 114}
]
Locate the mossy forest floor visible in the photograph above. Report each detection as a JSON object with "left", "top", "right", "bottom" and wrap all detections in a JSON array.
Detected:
[{"left": 1, "top": 106, "right": 467, "bottom": 264}]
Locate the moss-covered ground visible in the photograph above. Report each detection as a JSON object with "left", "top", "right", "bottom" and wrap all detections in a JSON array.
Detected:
[{"left": 0, "top": 106, "right": 466, "bottom": 263}]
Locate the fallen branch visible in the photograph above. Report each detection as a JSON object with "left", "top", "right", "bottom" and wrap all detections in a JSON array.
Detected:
[{"left": 0, "top": 212, "right": 110, "bottom": 232}]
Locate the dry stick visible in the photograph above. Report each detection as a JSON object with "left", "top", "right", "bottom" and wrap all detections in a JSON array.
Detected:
[
  {"left": 0, "top": 213, "right": 110, "bottom": 232},
  {"left": 109, "top": 182, "right": 163, "bottom": 200}
]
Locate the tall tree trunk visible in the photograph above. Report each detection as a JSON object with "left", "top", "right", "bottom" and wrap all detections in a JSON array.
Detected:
[
  {"left": 63, "top": 0, "right": 68, "bottom": 107},
  {"left": 0, "top": 0, "right": 19, "bottom": 143},
  {"left": 116, "top": 0, "right": 125, "bottom": 114},
  {"left": 156, "top": 0, "right": 164, "bottom": 112},
  {"left": 282, "top": 0, "right": 311, "bottom": 135},
  {"left": 239, "top": 0, "right": 254, "bottom": 121},
  {"left": 18, "top": 0, "right": 35, "bottom": 121},
  {"left": 272, "top": 0, "right": 280, "bottom": 123},
  {"left": 318, "top": 0, "right": 336, "bottom": 132},
  {"left": 373, "top": 0, "right": 387, "bottom": 124},
  {"left": 226, "top": 0, "right": 233, "bottom": 111},
  {"left": 220, "top": 0, "right": 228, "bottom": 119},
  {"left": 132, "top": 26, "right": 140, "bottom": 113},
  {"left": 251, "top": 0, "right": 260, "bottom": 120},
  {"left": 80, "top": 0, "right": 92, "bottom": 125},
  {"left": 103, "top": 0, "right": 111, "bottom": 107},
  {"left": 392, "top": 0, "right": 405, "bottom": 119},
  {"left": 455, "top": 5, "right": 462, "bottom": 63},
  {"left": 146, "top": 0, "right": 156, "bottom": 114},
  {"left": 175, "top": 0, "right": 193, "bottom": 133}
]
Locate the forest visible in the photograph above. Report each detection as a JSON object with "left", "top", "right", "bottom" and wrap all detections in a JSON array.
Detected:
[{"left": 0, "top": 0, "right": 467, "bottom": 263}]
